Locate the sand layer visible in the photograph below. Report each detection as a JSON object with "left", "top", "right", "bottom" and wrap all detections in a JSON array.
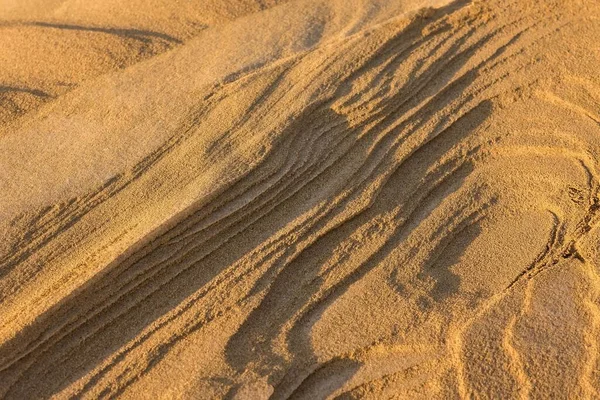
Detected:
[{"left": 1, "top": 0, "right": 600, "bottom": 398}]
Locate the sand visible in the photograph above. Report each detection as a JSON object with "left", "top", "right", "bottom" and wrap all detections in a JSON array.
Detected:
[{"left": 1, "top": 0, "right": 600, "bottom": 398}]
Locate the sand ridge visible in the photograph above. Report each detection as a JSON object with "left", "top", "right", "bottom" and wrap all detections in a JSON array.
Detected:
[{"left": 1, "top": 0, "right": 600, "bottom": 398}]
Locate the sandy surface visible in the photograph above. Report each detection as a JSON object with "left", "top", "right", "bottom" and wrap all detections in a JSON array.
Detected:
[{"left": 1, "top": 0, "right": 600, "bottom": 398}]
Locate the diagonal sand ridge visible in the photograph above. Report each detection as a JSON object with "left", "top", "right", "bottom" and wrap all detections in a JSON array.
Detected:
[{"left": 1, "top": 0, "right": 600, "bottom": 398}]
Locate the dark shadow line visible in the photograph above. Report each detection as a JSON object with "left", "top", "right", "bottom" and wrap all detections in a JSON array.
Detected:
[
  {"left": 0, "top": 86, "right": 51, "bottom": 98},
  {"left": 30, "top": 21, "right": 183, "bottom": 44},
  {"left": 0, "top": 21, "right": 182, "bottom": 44}
]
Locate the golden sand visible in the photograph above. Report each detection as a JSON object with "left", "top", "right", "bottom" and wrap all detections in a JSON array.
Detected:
[{"left": 1, "top": 0, "right": 600, "bottom": 398}]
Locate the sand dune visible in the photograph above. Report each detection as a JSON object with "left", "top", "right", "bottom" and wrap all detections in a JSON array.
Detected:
[
  {"left": 1, "top": 0, "right": 600, "bottom": 398},
  {"left": 0, "top": 0, "right": 292, "bottom": 124}
]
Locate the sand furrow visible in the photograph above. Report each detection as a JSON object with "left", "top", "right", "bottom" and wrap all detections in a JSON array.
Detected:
[{"left": 2, "top": 0, "right": 600, "bottom": 397}]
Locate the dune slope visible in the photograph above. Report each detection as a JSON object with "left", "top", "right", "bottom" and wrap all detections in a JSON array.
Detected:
[{"left": 1, "top": 0, "right": 600, "bottom": 398}]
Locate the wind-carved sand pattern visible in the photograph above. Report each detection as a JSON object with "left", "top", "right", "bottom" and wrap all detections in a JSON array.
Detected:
[{"left": 1, "top": 0, "right": 600, "bottom": 398}]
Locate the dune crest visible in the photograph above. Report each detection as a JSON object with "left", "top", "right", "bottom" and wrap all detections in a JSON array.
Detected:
[{"left": 1, "top": 0, "right": 600, "bottom": 398}]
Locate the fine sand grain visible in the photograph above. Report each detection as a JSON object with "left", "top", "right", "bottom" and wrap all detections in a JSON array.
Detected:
[{"left": 1, "top": 0, "right": 600, "bottom": 398}]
